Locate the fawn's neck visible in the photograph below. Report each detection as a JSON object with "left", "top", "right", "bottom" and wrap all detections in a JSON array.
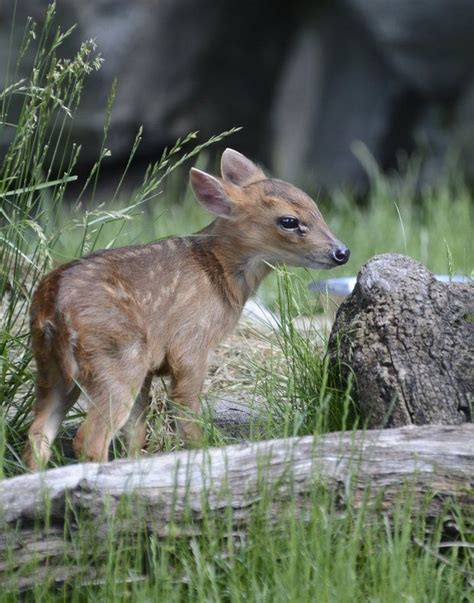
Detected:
[{"left": 191, "top": 220, "right": 272, "bottom": 309}]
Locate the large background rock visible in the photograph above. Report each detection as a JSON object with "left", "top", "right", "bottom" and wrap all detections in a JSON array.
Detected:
[
  {"left": 347, "top": 0, "right": 474, "bottom": 96},
  {"left": 1, "top": 0, "right": 474, "bottom": 192},
  {"left": 328, "top": 254, "right": 473, "bottom": 428},
  {"left": 272, "top": 3, "right": 417, "bottom": 193}
]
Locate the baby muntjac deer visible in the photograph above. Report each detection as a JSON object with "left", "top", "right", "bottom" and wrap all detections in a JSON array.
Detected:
[{"left": 24, "top": 149, "right": 349, "bottom": 470}]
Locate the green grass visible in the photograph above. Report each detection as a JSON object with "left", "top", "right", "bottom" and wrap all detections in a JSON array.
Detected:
[
  {"left": 1, "top": 452, "right": 472, "bottom": 602},
  {"left": 0, "top": 4, "right": 472, "bottom": 600},
  {"left": 1, "top": 481, "right": 471, "bottom": 602}
]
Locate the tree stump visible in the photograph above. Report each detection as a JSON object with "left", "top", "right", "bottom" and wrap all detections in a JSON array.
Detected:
[{"left": 328, "top": 254, "right": 473, "bottom": 427}]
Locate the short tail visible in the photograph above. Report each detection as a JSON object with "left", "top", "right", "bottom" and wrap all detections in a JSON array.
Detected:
[{"left": 30, "top": 263, "right": 79, "bottom": 387}]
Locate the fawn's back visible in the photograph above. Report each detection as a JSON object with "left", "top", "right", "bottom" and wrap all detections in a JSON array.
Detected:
[{"left": 24, "top": 148, "right": 349, "bottom": 470}]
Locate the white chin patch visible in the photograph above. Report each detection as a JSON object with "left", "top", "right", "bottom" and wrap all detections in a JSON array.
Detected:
[{"left": 306, "top": 260, "right": 334, "bottom": 270}]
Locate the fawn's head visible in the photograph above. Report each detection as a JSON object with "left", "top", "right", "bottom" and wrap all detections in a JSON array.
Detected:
[{"left": 190, "top": 149, "right": 349, "bottom": 270}]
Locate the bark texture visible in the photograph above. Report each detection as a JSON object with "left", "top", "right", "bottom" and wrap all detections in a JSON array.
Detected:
[
  {"left": 0, "top": 425, "right": 473, "bottom": 589},
  {"left": 328, "top": 254, "right": 473, "bottom": 428}
]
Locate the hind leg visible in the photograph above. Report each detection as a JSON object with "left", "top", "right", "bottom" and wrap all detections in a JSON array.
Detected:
[
  {"left": 24, "top": 363, "right": 80, "bottom": 471},
  {"left": 123, "top": 372, "right": 153, "bottom": 456},
  {"left": 73, "top": 366, "right": 147, "bottom": 463}
]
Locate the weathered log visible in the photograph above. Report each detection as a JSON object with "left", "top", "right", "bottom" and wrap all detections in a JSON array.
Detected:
[
  {"left": 328, "top": 254, "right": 473, "bottom": 428},
  {"left": 0, "top": 424, "right": 472, "bottom": 589}
]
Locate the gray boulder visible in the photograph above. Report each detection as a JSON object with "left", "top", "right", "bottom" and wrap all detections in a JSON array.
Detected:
[
  {"left": 272, "top": 4, "right": 412, "bottom": 193},
  {"left": 2, "top": 0, "right": 474, "bottom": 192},
  {"left": 347, "top": 0, "right": 474, "bottom": 97},
  {"left": 0, "top": 0, "right": 292, "bottom": 167}
]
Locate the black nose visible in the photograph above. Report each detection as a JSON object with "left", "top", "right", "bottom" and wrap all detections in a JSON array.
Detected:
[{"left": 331, "top": 246, "right": 350, "bottom": 265}]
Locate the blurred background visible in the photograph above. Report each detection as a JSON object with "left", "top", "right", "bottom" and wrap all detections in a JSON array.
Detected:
[
  {"left": 2, "top": 0, "right": 474, "bottom": 196},
  {"left": 0, "top": 0, "right": 472, "bottom": 475}
]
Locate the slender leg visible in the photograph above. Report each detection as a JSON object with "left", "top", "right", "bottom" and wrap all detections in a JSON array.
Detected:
[
  {"left": 24, "top": 363, "right": 80, "bottom": 471},
  {"left": 123, "top": 372, "right": 153, "bottom": 455},
  {"left": 73, "top": 370, "right": 147, "bottom": 463},
  {"left": 169, "top": 362, "right": 207, "bottom": 447}
]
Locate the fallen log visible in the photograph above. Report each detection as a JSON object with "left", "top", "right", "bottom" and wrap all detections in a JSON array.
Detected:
[{"left": 0, "top": 424, "right": 473, "bottom": 588}]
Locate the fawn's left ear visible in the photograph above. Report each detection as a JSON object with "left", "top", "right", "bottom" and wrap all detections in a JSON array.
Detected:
[
  {"left": 190, "top": 168, "right": 232, "bottom": 217},
  {"left": 221, "top": 148, "right": 265, "bottom": 186}
]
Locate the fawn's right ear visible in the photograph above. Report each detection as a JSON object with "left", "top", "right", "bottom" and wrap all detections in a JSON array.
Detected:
[{"left": 190, "top": 168, "right": 232, "bottom": 217}]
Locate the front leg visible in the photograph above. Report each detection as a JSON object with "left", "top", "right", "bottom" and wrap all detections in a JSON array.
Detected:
[{"left": 168, "top": 359, "right": 207, "bottom": 447}]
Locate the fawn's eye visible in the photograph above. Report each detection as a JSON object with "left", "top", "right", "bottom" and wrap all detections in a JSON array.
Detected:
[{"left": 278, "top": 216, "right": 300, "bottom": 230}]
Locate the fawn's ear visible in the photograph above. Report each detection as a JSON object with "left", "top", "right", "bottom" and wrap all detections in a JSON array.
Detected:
[
  {"left": 221, "top": 148, "right": 265, "bottom": 186},
  {"left": 190, "top": 168, "right": 232, "bottom": 217}
]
